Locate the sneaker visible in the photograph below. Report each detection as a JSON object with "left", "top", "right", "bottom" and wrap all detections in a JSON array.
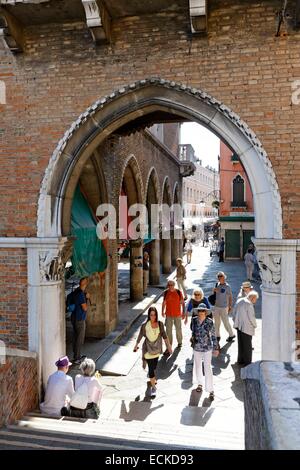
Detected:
[
  {"left": 150, "top": 386, "right": 157, "bottom": 397},
  {"left": 226, "top": 335, "right": 236, "bottom": 342},
  {"left": 177, "top": 343, "right": 182, "bottom": 349}
]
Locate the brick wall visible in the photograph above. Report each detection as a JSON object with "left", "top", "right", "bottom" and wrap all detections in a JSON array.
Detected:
[
  {"left": 0, "top": 0, "right": 300, "bottom": 342},
  {"left": 0, "top": 249, "right": 28, "bottom": 350},
  {"left": 0, "top": 353, "right": 38, "bottom": 427},
  {"left": 1, "top": 0, "right": 300, "bottom": 239}
]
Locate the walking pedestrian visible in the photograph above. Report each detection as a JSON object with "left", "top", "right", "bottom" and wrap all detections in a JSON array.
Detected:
[
  {"left": 185, "top": 239, "right": 193, "bottom": 264},
  {"left": 175, "top": 257, "right": 187, "bottom": 300},
  {"left": 134, "top": 306, "right": 172, "bottom": 398},
  {"left": 191, "top": 304, "right": 219, "bottom": 399},
  {"left": 40, "top": 356, "right": 74, "bottom": 416},
  {"left": 71, "top": 277, "right": 90, "bottom": 364},
  {"left": 244, "top": 249, "right": 255, "bottom": 281},
  {"left": 187, "top": 288, "right": 211, "bottom": 319},
  {"left": 218, "top": 237, "right": 225, "bottom": 262},
  {"left": 232, "top": 290, "right": 259, "bottom": 366},
  {"left": 143, "top": 251, "right": 150, "bottom": 295},
  {"left": 212, "top": 271, "right": 235, "bottom": 344},
  {"left": 162, "top": 280, "right": 187, "bottom": 352},
  {"left": 237, "top": 281, "right": 253, "bottom": 299}
]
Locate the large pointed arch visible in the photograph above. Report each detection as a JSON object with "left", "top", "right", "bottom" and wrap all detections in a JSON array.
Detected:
[{"left": 37, "top": 78, "right": 282, "bottom": 240}]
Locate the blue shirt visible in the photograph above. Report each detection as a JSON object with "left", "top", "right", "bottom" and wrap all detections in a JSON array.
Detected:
[
  {"left": 74, "top": 289, "right": 87, "bottom": 321},
  {"left": 187, "top": 296, "right": 210, "bottom": 315},
  {"left": 191, "top": 316, "right": 218, "bottom": 352}
]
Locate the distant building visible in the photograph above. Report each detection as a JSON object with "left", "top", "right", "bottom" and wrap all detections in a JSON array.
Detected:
[
  {"left": 219, "top": 141, "right": 255, "bottom": 259},
  {"left": 179, "top": 143, "right": 219, "bottom": 240}
]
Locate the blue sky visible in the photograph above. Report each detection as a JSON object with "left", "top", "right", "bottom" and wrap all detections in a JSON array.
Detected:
[{"left": 180, "top": 122, "right": 220, "bottom": 170}]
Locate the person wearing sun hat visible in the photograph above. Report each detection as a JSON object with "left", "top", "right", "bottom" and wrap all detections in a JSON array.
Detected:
[
  {"left": 190, "top": 303, "right": 219, "bottom": 399},
  {"left": 40, "top": 356, "right": 74, "bottom": 416},
  {"left": 237, "top": 281, "right": 253, "bottom": 299}
]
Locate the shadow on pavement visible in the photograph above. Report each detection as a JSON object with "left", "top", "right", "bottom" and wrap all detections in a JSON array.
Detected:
[
  {"left": 119, "top": 399, "right": 164, "bottom": 422},
  {"left": 230, "top": 363, "right": 244, "bottom": 402},
  {"left": 156, "top": 348, "right": 180, "bottom": 380},
  {"left": 212, "top": 341, "right": 232, "bottom": 376},
  {"left": 180, "top": 404, "right": 214, "bottom": 427},
  {"left": 178, "top": 358, "right": 193, "bottom": 390}
]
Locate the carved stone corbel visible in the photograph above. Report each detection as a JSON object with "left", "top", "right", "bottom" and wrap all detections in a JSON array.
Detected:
[
  {"left": 257, "top": 253, "right": 281, "bottom": 289},
  {"left": 189, "top": 0, "right": 208, "bottom": 34},
  {"left": 81, "top": 0, "right": 111, "bottom": 44},
  {"left": 39, "top": 240, "right": 73, "bottom": 282}
]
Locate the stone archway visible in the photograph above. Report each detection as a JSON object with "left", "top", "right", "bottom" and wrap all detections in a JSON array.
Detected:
[
  {"left": 34, "top": 78, "right": 295, "bottom": 386},
  {"left": 145, "top": 168, "right": 161, "bottom": 285},
  {"left": 171, "top": 182, "right": 182, "bottom": 265},
  {"left": 119, "top": 155, "right": 144, "bottom": 301},
  {"left": 161, "top": 177, "right": 172, "bottom": 274}
]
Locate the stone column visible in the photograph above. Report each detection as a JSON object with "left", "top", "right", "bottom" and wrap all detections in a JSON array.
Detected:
[
  {"left": 85, "top": 272, "right": 106, "bottom": 338},
  {"left": 130, "top": 239, "right": 143, "bottom": 300},
  {"left": 171, "top": 230, "right": 178, "bottom": 266},
  {"left": 162, "top": 237, "right": 172, "bottom": 274},
  {"left": 149, "top": 239, "right": 160, "bottom": 285},
  {"left": 254, "top": 238, "right": 297, "bottom": 361},
  {"left": 27, "top": 237, "right": 71, "bottom": 389}
]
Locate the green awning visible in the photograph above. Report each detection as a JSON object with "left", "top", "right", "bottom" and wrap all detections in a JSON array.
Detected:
[{"left": 71, "top": 186, "right": 107, "bottom": 277}]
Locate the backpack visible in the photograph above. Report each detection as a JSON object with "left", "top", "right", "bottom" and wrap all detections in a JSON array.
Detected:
[
  {"left": 163, "top": 288, "right": 182, "bottom": 301},
  {"left": 66, "top": 286, "right": 79, "bottom": 313}
]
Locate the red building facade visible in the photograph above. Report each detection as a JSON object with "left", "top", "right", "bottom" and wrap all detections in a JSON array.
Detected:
[{"left": 219, "top": 141, "right": 255, "bottom": 259}]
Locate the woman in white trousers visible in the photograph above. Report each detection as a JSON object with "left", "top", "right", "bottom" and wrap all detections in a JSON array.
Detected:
[{"left": 191, "top": 304, "right": 219, "bottom": 399}]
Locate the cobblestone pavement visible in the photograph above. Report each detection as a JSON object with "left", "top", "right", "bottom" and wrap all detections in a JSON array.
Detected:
[{"left": 96, "top": 244, "right": 262, "bottom": 449}]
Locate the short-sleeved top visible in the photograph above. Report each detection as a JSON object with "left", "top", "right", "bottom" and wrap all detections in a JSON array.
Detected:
[
  {"left": 215, "top": 282, "right": 232, "bottom": 308},
  {"left": 75, "top": 375, "right": 103, "bottom": 405},
  {"left": 74, "top": 289, "right": 87, "bottom": 321},
  {"left": 164, "top": 289, "right": 183, "bottom": 317}
]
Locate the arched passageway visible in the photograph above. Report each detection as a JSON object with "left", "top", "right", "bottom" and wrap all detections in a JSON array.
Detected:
[{"left": 33, "top": 78, "right": 294, "bottom": 386}]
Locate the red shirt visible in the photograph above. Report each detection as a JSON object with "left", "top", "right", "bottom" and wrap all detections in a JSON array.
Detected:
[{"left": 164, "top": 289, "right": 183, "bottom": 317}]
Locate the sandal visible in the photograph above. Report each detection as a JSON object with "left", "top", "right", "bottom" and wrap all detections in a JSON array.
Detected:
[
  {"left": 209, "top": 392, "right": 214, "bottom": 400},
  {"left": 196, "top": 385, "right": 203, "bottom": 393}
]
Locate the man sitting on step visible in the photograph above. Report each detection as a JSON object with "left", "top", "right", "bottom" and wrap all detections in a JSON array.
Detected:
[{"left": 40, "top": 356, "right": 74, "bottom": 416}]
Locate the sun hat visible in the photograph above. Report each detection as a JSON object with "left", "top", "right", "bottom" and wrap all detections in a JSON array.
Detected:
[
  {"left": 55, "top": 356, "right": 72, "bottom": 367},
  {"left": 197, "top": 303, "right": 210, "bottom": 312},
  {"left": 242, "top": 281, "right": 253, "bottom": 289}
]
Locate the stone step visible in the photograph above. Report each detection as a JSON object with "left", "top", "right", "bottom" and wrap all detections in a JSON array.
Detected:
[{"left": 7, "top": 406, "right": 244, "bottom": 450}]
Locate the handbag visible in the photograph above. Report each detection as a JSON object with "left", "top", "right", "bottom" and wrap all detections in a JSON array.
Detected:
[
  {"left": 190, "top": 336, "right": 196, "bottom": 348},
  {"left": 70, "top": 381, "right": 89, "bottom": 410},
  {"left": 208, "top": 283, "right": 218, "bottom": 306}
]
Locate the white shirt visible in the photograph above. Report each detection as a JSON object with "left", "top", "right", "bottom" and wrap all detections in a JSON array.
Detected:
[
  {"left": 40, "top": 371, "right": 74, "bottom": 416},
  {"left": 75, "top": 375, "right": 103, "bottom": 405},
  {"left": 233, "top": 297, "right": 257, "bottom": 336}
]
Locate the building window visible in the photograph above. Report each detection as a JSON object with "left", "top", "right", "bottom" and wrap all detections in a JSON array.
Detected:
[{"left": 232, "top": 175, "right": 246, "bottom": 207}]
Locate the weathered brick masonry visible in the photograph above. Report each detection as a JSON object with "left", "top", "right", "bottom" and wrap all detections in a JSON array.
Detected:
[
  {"left": 0, "top": 354, "right": 38, "bottom": 427},
  {"left": 0, "top": 0, "right": 300, "bottom": 347}
]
